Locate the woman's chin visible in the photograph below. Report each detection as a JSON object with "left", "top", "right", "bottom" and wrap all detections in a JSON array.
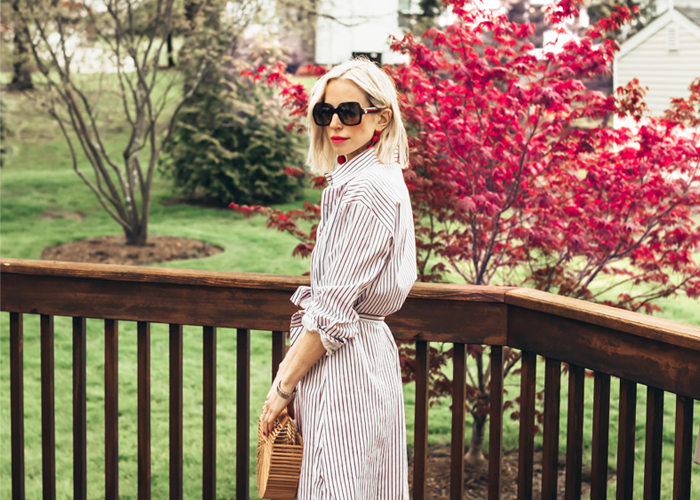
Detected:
[
  {"left": 331, "top": 144, "right": 353, "bottom": 156},
  {"left": 331, "top": 142, "right": 370, "bottom": 161}
]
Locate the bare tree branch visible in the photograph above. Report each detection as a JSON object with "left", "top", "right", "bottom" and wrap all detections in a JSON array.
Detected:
[
  {"left": 17, "top": 0, "right": 265, "bottom": 244},
  {"left": 50, "top": 105, "right": 134, "bottom": 229}
]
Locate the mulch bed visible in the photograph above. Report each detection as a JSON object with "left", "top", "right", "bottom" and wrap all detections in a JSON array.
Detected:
[
  {"left": 408, "top": 445, "right": 607, "bottom": 499},
  {"left": 41, "top": 235, "right": 223, "bottom": 266}
]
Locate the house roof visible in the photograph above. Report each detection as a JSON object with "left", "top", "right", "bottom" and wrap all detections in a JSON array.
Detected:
[
  {"left": 677, "top": 6, "right": 700, "bottom": 26},
  {"left": 617, "top": 7, "right": 700, "bottom": 59}
]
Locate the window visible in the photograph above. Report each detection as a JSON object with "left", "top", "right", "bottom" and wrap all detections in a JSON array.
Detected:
[{"left": 352, "top": 52, "right": 382, "bottom": 64}]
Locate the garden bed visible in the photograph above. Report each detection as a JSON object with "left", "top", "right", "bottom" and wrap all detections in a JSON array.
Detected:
[
  {"left": 407, "top": 445, "right": 611, "bottom": 499},
  {"left": 40, "top": 235, "right": 223, "bottom": 266}
]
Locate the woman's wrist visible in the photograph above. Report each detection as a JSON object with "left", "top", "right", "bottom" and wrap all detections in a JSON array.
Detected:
[
  {"left": 276, "top": 380, "right": 297, "bottom": 400},
  {"left": 279, "top": 377, "right": 296, "bottom": 395}
]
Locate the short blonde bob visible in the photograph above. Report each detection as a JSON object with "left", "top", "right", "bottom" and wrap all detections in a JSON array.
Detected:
[{"left": 306, "top": 58, "right": 409, "bottom": 174}]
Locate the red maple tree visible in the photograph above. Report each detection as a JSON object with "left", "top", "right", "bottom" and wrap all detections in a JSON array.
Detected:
[{"left": 231, "top": 0, "right": 700, "bottom": 462}]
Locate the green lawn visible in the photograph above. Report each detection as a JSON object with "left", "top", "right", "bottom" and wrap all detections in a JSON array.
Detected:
[
  {"left": 2, "top": 81, "right": 699, "bottom": 499},
  {"left": 1, "top": 79, "right": 316, "bottom": 499}
]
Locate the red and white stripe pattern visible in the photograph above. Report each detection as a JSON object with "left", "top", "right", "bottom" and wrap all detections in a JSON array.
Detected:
[{"left": 289, "top": 148, "right": 416, "bottom": 499}]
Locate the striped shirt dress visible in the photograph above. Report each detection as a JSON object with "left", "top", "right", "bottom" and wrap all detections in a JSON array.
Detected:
[{"left": 288, "top": 148, "right": 417, "bottom": 499}]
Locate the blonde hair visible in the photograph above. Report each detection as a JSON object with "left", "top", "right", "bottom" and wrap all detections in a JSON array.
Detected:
[{"left": 306, "top": 58, "right": 409, "bottom": 174}]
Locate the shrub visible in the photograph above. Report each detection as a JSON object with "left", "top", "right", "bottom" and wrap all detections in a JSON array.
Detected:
[{"left": 161, "top": 63, "right": 307, "bottom": 207}]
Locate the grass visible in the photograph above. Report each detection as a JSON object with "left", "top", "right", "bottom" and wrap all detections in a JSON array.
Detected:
[{"left": 2, "top": 79, "right": 700, "bottom": 499}]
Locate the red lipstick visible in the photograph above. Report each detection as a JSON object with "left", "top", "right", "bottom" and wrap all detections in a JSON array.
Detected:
[{"left": 331, "top": 136, "right": 349, "bottom": 143}]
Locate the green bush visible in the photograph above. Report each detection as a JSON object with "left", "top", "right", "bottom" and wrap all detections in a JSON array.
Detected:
[{"left": 160, "top": 68, "right": 307, "bottom": 207}]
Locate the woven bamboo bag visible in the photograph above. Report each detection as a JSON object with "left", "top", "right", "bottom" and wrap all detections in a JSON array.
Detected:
[{"left": 257, "top": 412, "right": 304, "bottom": 499}]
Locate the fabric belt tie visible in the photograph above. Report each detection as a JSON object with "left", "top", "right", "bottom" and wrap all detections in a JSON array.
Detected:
[{"left": 358, "top": 313, "right": 385, "bottom": 323}]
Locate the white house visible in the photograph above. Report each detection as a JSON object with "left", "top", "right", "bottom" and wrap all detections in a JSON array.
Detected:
[
  {"left": 613, "top": 1, "right": 700, "bottom": 119},
  {"left": 312, "top": 0, "right": 586, "bottom": 66},
  {"left": 315, "top": 0, "right": 406, "bottom": 65}
]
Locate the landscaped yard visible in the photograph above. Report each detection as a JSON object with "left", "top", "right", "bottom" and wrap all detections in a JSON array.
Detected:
[{"left": 2, "top": 78, "right": 699, "bottom": 499}]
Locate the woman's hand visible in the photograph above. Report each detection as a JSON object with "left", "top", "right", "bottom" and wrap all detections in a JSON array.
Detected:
[
  {"left": 261, "top": 365, "right": 288, "bottom": 435},
  {"left": 260, "top": 385, "right": 294, "bottom": 436}
]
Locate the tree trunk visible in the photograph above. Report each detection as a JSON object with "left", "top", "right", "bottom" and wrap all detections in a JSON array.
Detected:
[
  {"left": 465, "top": 414, "right": 487, "bottom": 466},
  {"left": 167, "top": 33, "right": 175, "bottom": 67},
  {"left": 124, "top": 223, "right": 148, "bottom": 246},
  {"left": 185, "top": 0, "right": 201, "bottom": 28},
  {"left": 10, "top": 0, "right": 34, "bottom": 91}
]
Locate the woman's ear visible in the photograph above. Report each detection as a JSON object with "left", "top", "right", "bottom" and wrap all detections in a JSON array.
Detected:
[{"left": 377, "top": 108, "right": 393, "bottom": 131}]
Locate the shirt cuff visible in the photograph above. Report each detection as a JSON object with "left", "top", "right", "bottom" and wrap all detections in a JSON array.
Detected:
[
  {"left": 290, "top": 286, "right": 312, "bottom": 308},
  {"left": 301, "top": 313, "right": 344, "bottom": 356}
]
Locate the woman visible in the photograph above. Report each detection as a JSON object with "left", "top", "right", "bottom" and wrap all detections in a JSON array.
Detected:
[{"left": 260, "top": 58, "right": 416, "bottom": 499}]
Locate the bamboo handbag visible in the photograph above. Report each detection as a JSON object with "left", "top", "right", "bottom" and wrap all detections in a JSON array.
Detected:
[{"left": 257, "top": 412, "right": 304, "bottom": 499}]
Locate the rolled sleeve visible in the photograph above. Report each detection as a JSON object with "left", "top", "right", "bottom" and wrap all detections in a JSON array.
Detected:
[
  {"left": 303, "top": 201, "right": 393, "bottom": 355},
  {"left": 290, "top": 286, "right": 312, "bottom": 308}
]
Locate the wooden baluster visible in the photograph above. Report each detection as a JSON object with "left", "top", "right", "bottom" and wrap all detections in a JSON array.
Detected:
[
  {"left": 271, "top": 331, "right": 285, "bottom": 382},
  {"left": 105, "top": 319, "right": 119, "bottom": 500},
  {"left": 450, "top": 343, "right": 467, "bottom": 500},
  {"left": 413, "top": 340, "right": 429, "bottom": 500},
  {"left": 643, "top": 386, "right": 664, "bottom": 500},
  {"left": 672, "top": 395, "right": 694, "bottom": 500},
  {"left": 565, "top": 365, "right": 585, "bottom": 500},
  {"left": 517, "top": 351, "right": 536, "bottom": 500},
  {"left": 138, "top": 321, "right": 151, "bottom": 500},
  {"left": 541, "top": 357, "right": 561, "bottom": 500},
  {"left": 237, "top": 328, "right": 251, "bottom": 500},
  {"left": 616, "top": 378, "right": 637, "bottom": 500},
  {"left": 203, "top": 326, "right": 217, "bottom": 500},
  {"left": 41, "top": 314, "right": 56, "bottom": 500},
  {"left": 73, "top": 317, "right": 87, "bottom": 500},
  {"left": 488, "top": 346, "right": 504, "bottom": 500},
  {"left": 170, "top": 324, "right": 184, "bottom": 500},
  {"left": 590, "top": 372, "right": 611, "bottom": 500},
  {"left": 10, "top": 312, "right": 25, "bottom": 500}
]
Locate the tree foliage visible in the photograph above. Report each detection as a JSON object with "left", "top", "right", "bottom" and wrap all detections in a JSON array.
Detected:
[
  {"left": 155, "top": 0, "right": 311, "bottom": 206},
  {"left": 231, "top": 0, "right": 700, "bottom": 460},
  {"left": 587, "top": 0, "right": 657, "bottom": 41},
  {"left": 160, "top": 56, "right": 308, "bottom": 207},
  {"left": 389, "top": 1, "right": 700, "bottom": 309}
]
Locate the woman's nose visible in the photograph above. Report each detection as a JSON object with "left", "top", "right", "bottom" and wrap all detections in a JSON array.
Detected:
[{"left": 329, "top": 114, "right": 343, "bottom": 128}]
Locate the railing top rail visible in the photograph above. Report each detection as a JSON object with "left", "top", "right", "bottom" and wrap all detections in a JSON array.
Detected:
[
  {"left": 0, "top": 258, "right": 511, "bottom": 302},
  {"left": 507, "top": 288, "right": 700, "bottom": 352},
  {"left": 2, "top": 258, "right": 699, "bottom": 352}
]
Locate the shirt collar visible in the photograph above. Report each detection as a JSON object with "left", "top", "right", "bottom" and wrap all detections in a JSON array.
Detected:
[{"left": 325, "top": 148, "right": 379, "bottom": 187}]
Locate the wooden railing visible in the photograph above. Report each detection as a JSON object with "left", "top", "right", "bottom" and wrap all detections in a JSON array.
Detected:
[{"left": 2, "top": 258, "right": 699, "bottom": 500}]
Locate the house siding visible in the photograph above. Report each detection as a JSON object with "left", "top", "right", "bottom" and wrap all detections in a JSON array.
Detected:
[
  {"left": 617, "top": 23, "right": 700, "bottom": 116},
  {"left": 315, "top": 0, "right": 405, "bottom": 65}
]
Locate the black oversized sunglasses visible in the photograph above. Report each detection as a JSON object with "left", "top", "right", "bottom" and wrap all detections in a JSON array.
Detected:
[{"left": 312, "top": 102, "right": 380, "bottom": 127}]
